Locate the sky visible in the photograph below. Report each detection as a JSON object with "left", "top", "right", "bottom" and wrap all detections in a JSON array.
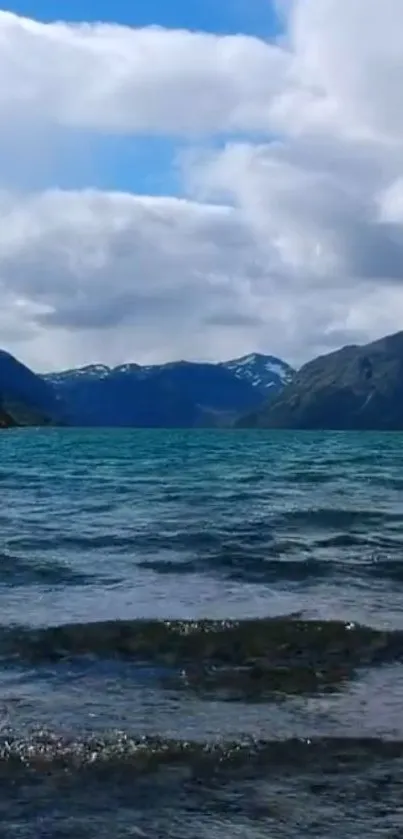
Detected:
[{"left": 1, "top": 0, "right": 403, "bottom": 371}]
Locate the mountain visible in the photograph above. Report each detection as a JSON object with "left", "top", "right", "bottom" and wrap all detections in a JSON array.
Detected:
[
  {"left": 47, "top": 365, "right": 110, "bottom": 383},
  {"left": 0, "top": 350, "right": 64, "bottom": 427},
  {"left": 45, "top": 360, "right": 271, "bottom": 427},
  {"left": 238, "top": 331, "right": 403, "bottom": 430},
  {"left": 221, "top": 353, "right": 294, "bottom": 393},
  {"left": 6, "top": 334, "right": 403, "bottom": 431}
]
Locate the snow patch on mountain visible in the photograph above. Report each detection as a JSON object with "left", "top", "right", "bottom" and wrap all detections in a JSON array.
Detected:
[
  {"left": 221, "top": 353, "right": 294, "bottom": 392},
  {"left": 45, "top": 364, "right": 111, "bottom": 383},
  {"left": 44, "top": 353, "right": 294, "bottom": 396}
]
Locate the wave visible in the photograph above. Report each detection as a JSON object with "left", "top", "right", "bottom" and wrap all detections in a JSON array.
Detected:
[
  {"left": 10, "top": 505, "right": 401, "bottom": 554},
  {"left": 139, "top": 551, "right": 403, "bottom": 586},
  {"left": 0, "top": 552, "right": 94, "bottom": 586},
  {"left": 0, "top": 731, "right": 402, "bottom": 775},
  {"left": 1, "top": 731, "right": 403, "bottom": 839},
  {"left": 276, "top": 507, "right": 399, "bottom": 529},
  {"left": 1, "top": 616, "right": 402, "bottom": 671},
  {"left": 137, "top": 554, "right": 331, "bottom": 584},
  {"left": 8, "top": 533, "right": 137, "bottom": 552},
  {"left": 133, "top": 518, "right": 403, "bottom": 584}
]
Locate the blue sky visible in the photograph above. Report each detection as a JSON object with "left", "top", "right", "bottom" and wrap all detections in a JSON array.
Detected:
[
  {"left": 4, "top": 0, "right": 281, "bottom": 37},
  {"left": 2, "top": 0, "right": 282, "bottom": 196}
]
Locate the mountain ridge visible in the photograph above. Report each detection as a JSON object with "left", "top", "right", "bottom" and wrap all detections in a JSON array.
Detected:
[
  {"left": 3, "top": 332, "right": 403, "bottom": 430},
  {"left": 238, "top": 330, "right": 403, "bottom": 430},
  {"left": 44, "top": 354, "right": 290, "bottom": 427},
  {"left": 44, "top": 352, "right": 292, "bottom": 393}
]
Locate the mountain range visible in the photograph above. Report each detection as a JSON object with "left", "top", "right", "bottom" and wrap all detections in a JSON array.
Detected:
[
  {"left": 0, "top": 351, "right": 292, "bottom": 428},
  {"left": 2, "top": 331, "right": 403, "bottom": 430}
]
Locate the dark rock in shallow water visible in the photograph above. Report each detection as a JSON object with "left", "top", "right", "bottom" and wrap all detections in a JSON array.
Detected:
[
  {"left": 238, "top": 331, "right": 403, "bottom": 430},
  {"left": 0, "top": 408, "right": 17, "bottom": 428}
]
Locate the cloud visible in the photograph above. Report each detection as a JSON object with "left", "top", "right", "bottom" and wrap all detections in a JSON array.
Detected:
[
  {"left": 185, "top": 137, "right": 403, "bottom": 285},
  {"left": 0, "top": 189, "right": 273, "bottom": 370},
  {"left": 285, "top": 0, "right": 403, "bottom": 142},
  {"left": 0, "top": 2, "right": 401, "bottom": 143},
  {"left": 2, "top": 185, "right": 403, "bottom": 373},
  {"left": 0, "top": 11, "right": 287, "bottom": 136},
  {"left": 1, "top": 2, "right": 403, "bottom": 370}
]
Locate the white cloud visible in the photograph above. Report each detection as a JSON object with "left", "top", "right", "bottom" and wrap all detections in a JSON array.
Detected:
[
  {"left": 285, "top": 0, "right": 403, "bottom": 142},
  {"left": 0, "top": 11, "right": 287, "bottom": 135},
  {"left": 1, "top": 2, "right": 403, "bottom": 370},
  {"left": 185, "top": 137, "right": 403, "bottom": 285},
  {"left": 2, "top": 185, "right": 403, "bottom": 373},
  {"left": 0, "top": 2, "right": 401, "bottom": 144}
]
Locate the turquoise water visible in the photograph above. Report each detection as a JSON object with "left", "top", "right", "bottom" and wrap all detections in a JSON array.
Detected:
[{"left": 1, "top": 428, "right": 403, "bottom": 836}]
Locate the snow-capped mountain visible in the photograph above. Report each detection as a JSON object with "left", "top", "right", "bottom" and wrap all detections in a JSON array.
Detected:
[
  {"left": 46, "top": 364, "right": 112, "bottom": 384},
  {"left": 45, "top": 354, "right": 294, "bottom": 395},
  {"left": 43, "top": 360, "right": 267, "bottom": 427},
  {"left": 41, "top": 352, "right": 294, "bottom": 427},
  {"left": 221, "top": 353, "right": 294, "bottom": 393}
]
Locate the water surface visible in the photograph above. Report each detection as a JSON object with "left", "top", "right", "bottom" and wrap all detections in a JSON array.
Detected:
[{"left": 0, "top": 428, "right": 402, "bottom": 836}]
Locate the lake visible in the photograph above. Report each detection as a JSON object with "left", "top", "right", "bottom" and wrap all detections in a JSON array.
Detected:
[{"left": 0, "top": 428, "right": 402, "bottom": 837}]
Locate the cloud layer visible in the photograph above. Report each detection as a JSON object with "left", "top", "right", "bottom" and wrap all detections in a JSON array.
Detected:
[
  {"left": 1, "top": 2, "right": 403, "bottom": 370},
  {"left": 0, "top": 11, "right": 287, "bottom": 135}
]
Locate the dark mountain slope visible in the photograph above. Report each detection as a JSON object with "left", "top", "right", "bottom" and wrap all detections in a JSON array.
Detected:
[
  {"left": 0, "top": 350, "right": 64, "bottom": 427},
  {"left": 238, "top": 331, "right": 403, "bottom": 430}
]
